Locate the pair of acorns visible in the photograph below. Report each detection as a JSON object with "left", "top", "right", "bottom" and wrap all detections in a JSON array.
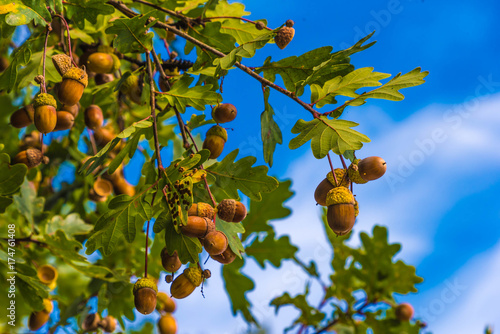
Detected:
[
  {"left": 314, "top": 156, "right": 386, "bottom": 235},
  {"left": 82, "top": 313, "right": 117, "bottom": 333},
  {"left": 133, "top": 267, "right": 211, "bottom": 314},
  {"left": 156, "top": 292, "right": 177, "bottom": 334},
  {"left": 10, "top": 103, "right": 78, "bottom": 132},
  {"left": 203, "top": 103, "right": 237, "bottom": 159}
]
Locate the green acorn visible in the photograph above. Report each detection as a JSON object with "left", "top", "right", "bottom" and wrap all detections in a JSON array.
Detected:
[
  {"left": 133, "top": 277, "right": 158, "bottom": 315},
  {"left": 33, "top": 93, "right": 58, "bottom": 134},
  {"left": 120, "top": 75, "right": 142, "bottom": 104},
  {"left": 202, "top": 125, "right": 227, "bottom": 159},
  {"left": 86, "top": 52, "right": 121, "bottom": 74}
]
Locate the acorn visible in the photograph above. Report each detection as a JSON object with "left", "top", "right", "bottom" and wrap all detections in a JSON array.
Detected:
[
  {"left": 51, "top": 53, "right": 73, "bottom": 76},
  {"left": 203, "top": 231, "right": 228, "bottom": 256},
  {"left": 211, "top": 246, "right": 237, "bottom": 264},
  {"left": 82, "top": 313, "right": 101, "bottom": 331},
  {"left": 255, "top": 21, "right": 266, "bottom": 30},
  {"left": 33, "top": 93, "right": 57, "bottom": 134},
  {"left": 212, "top": 103, "right": 237, "bottom": 123},
  {"left": 54, "top": 111, "right": 75, "bottom": 131},
  {"left": 315, "top": 169, "right": 350, "bottom": 206},
  {"left": 217, "top": 199, "right": 247, "bottom": 222},
  {"left": 158, "top": 313, "right": 177, "bottom": 334},
  {"left": 19, "top": 131, "right": 44, "bottom": 151},
  {"left": 89, "top": 177, "right": 113, "bottom": 202},
  {"left": 112, "top": 176, "right": 136, "bottom": 197},
  {"left": 347, "top": 159, "right": 368, "bottom": 184},
  {"left": 325, "top": 187, "right": 355, "bottom": 235},
  {"left": 274, "top": 20, "right": 295, "bottom": 49},
  {"left": 36, "top": 264, "right": 58, "bottom": 290},
  {"left": 28, "top": 299, "right": 53, "bottom": 331},
  {"left": 94, "top": 127, "right": 115, "bottom": 146},
  {"left": 86, "top": 52, "right": 121, "bottom": 74},
  {"left": 84, "top": 104, "right": 104, "bottom": 130},
  {"left": 202, "top": 125, "right": 227, "bottom": 159},
  {"left": 156, "top": 292, "right": 176, "bottom": 313},
  {"left": 95, "top": 73, "right": 115, "bottom": 85},
  {"left": 0, "top": 56, "right": 9, "bottom": 72},
  {"left": 188, "top": 202, "right": 215, "bottom": 220},
  {"left": 99, "top": 315, "right": 117, "bottom": 333},
  {"left": 161, "top": 248, "right": 182, "bottom": 273},
  {"left": 358, "top": 156, "right": 387, "bottom": 181},
  {"left": 133, "top": 277, "right": 158, "bottom": 314},
  {"left": 14, "top": 148, "right": 48, "bottom": 169},
  {"left": 395, "top": 303, "right": 414, "bottom": 321},
  {"left": 10, "top": 105, "right": 34, "bottom": 128},
  {"left": 181, "top": 216, "right": 211, "bottom": 238},
  {"left": 120, "top": 75, "right": 142, "bottom": 104},
  {"left": 58, "top": 67, "right": 88, "bottom": 106},
  {"left": 170, "top": 267, "right": 203, "bottom": 299},
  {"left": 60, "top": 103, "right": 80, "bottom": 117}
]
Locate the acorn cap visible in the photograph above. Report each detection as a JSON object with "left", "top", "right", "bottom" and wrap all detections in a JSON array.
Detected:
[
  {"left": 110, "top": 54, "right": 121, "bottom": 72},
  {"left": 206, "top": 125, "right": 227, "bottom": 142},
  {"left": 347, "top": 159, "right": 368, "bottom": 184},
  {"left": 326, "top": 168, "right": 349, "bottom": 187},
  {"left": 33, "top": 93, "right": 57, "bottom": 109},
  {"left": 52, "top": 54, "right": 73, "bottom": 76},
  {"left": 354, "top": 198, "right": 359, "bottom": 217},
  {"left": 120, "top": 75, "right": 138, "bottom": 94},
  {"left": 133, "top": 277, "right": 158, "bottom": 294},
  {"left": 42, "top": 299, "right": 53, "bottom": 313},
  {"left": 183, "top": 267, "right": 202, "bottom": 287},
  {"left": 325, "top": 187, "right": 354, "bottom": 206},
  {"left": 62, "top": 67, "right": 88, "bottom": 87},
  {"left": 274, "top": 26, "right": 295, "bottom": 49}
]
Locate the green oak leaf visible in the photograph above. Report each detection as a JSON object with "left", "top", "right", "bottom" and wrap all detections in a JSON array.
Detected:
[
  {"left": 106, "top": 14, "right": 156, "bottom": 53},
  {"left": 205, "top": 149, "right": 279, "bottom": 201},
  {"left": 185, "top": 22, "right": 236, "bottom": 54},
  {"left": 2, "top": 0, "right": 50, "bottom": 26},
  {"left": 271, "top": 290, "right": 326, "bottom": 327},
  {"left": 245, "top": 231, "right": 298, "bottom": 268},
  {"left": 242, "top": 179, "right": 293, "bottom": 240},
  {"left": 13, "top": 180, "right": 44, "bottom": 226},
  {"left": 164, "top": 211, "right": 203, "bottom": 264},
  {"left": 156, "top": 76, "right": 221, "bottom": 113},
  {"left": 204, "top": 0, "right": 250, "bottom": 18},
  {"left": 215, "top": 216, "right": 245, "bottom": 257},
  {"left": 0, "top": 37, "right": 33, "bottom": 92},
  {"left": 219, "top": 19, "right": 269, "bottom": 45},
  {"left": 289, "top": 117, "right": 370, "bottom": 158},
  {"left": 222, "top": 256, "right": 257, "bottom": 323},
  {"left": 0, "top": 153, "right": 27, "bottom": 196},
  {"left": 260, "top": 87, "right": 283, "bottom": 167},
  {"left": 64, "top": 0, "right": 115, "bottom": 29},
  {"left": 45, "top": 213, "right": 93, "bottom": 236}
]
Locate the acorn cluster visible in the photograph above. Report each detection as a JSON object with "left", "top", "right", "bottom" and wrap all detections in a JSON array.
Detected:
[
  {"left": 203, "top": 103, "right": 238, "bottom": 159},
  {"left": 82, "top": 312, "right": 117, "bottom": 333},
  {"left": 314, "top": 156, "right": 387, "bottom": 235},
  {"left": 156, "top": 292, "right": 178, "bottom": 334}
]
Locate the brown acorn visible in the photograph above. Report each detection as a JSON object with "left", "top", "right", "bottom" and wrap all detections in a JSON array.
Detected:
[
  {"left": 84, "top": 104, "right": 104, "bottom": 130},
  {"left": 181, "top": 216, "right": 211, "bottom": 238},
  {"left": 255, "top": 21, "right": 266, "bottom": 30},
  {"left": 37, "top": 264, "right": 58, "bottom": 290},
  {"left": 33, "top": 93, "right": 57, "bottom": 134},
  {"left": 82, "top": 313, "right": 101, "bottom": 331},
  {"left": 202, "top": 125, "right": 227, "bottom": 159},
  {"left": 54, "top": 111, "right": 75, "bottom": 131},
  {"left": 203, "top": 231, "right": 228, "bottom": 256},
  {"left": 89, "top": 178, "right": 113, "bottom": 202},
  {"left": 325, "top": 187, "right": 356, "bottom": 235},
  {"left": 51, "top": 53, "right": 73, "bottom": 76},
  {"left": 28, "top": 299, "right": 53, "bottom": 331},
  {"left": 188, "top": 202, "right": 215, "bottom": 220},
  {"left": 58, "top": 67, "right": 88, "bottom": 106},
  {"left": 358, "top": 156, "right": 387, "bottom": 181},
  {"left": 274, "top": 20, "right": 295, "bottom": 49},
  {"left": 133, "top": 277, "right": 157, "bottom": 314},
  {"left": 395, "top": 303, "right": 414, "bottom": 321},
  {"left": 212, "top": 103, "right": 237, "bottom": 123},
  {"left": 158, "top": 313, "right": 177, "bottom": 334},
  {"left": 19, "top": 131, "right": 44, "bottom": 151},
  {"left": 86, "top": 52, "right": 121, "bottom": 74},
  {"left": 93, "top": 127, "right": 115, "bottom": 146},
  {"left": 170, "top": 267, "right": 203, "bottom": 299},
  {"left": 113, "top": 176, "right": 136, "bottom": 197},
  {"left": 99, "top": 315, "right": 117, "bottom": 333},
  {"left": 217, "top": 199, "right": 247, "bottom": 222},
  {"left": 161, "top": 248, "right": 182, "bottom": 273},
  {"left": 14, "top": 148, "right": 48, "bottom": 169},
  {"left": 60, "top": 103, "right": 80, "bottom": 117},
  {"left": 156, "top": 292, "right": 176, "bottom": 313},
  {"left": 10, "top": 105, "right": 35, "bottom": 128},
  {"left": 211, "top": 246, "right": 237, "bottom": 264},
  {"left": 95, "top": 73, "right": 115, "bottom": 85}
]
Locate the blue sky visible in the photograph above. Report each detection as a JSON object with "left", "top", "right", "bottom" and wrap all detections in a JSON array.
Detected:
[{"left": 154, "top": 0, "right": 500, "bottom": 333}]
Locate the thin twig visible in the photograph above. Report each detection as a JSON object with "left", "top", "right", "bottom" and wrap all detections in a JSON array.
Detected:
[
  {"left": 41, "top": 26, "right": 51, "bottom": 93},
  {"left": 52, "top": 14, "right": 78, "bottom": 66},
  {"left": 327, "top": 153, "right": 338, "bottom": 186},
  {"left": 144, "top": 220, "right": 150, "bottom": 277},
  {"left": 205, "top": 16, "right": 273, "bottom": 31}
]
